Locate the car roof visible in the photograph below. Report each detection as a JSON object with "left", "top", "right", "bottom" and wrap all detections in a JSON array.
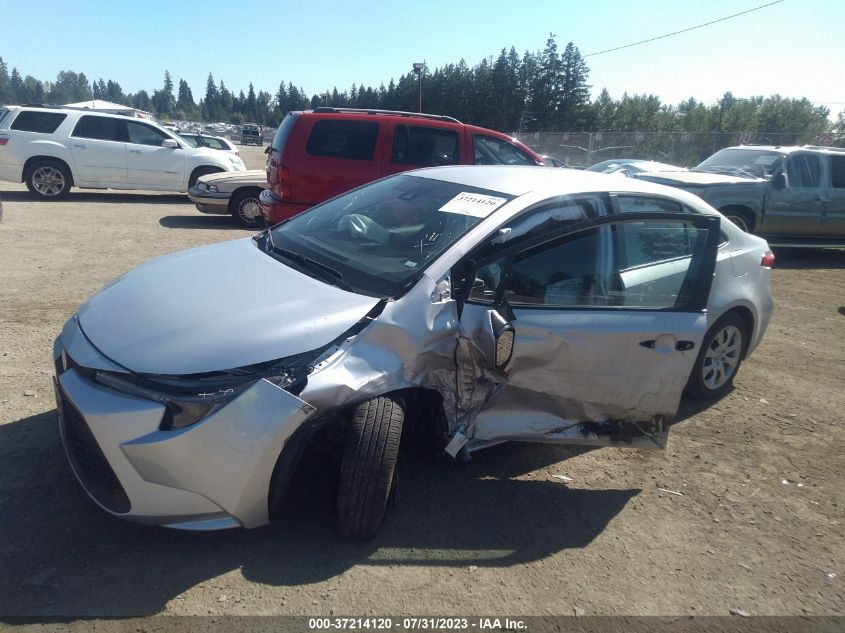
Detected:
[{"left": 406, "top": 165, "right": 713, "bottom": 206}]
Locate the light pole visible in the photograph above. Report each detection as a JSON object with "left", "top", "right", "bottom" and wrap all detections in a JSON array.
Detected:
[{"left": 412, "top": 62, "right": 424, "bottom": 113}]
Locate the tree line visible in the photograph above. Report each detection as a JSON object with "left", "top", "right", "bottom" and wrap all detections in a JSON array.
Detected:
[{"left": 1, "top": 34, "right": 842, "bottom": 140}]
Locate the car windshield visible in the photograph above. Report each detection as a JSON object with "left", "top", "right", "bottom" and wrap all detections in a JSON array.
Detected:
[
  {"left": 693, "top": 149, "right": 782, "bottom": 178},
  {"left": 265, "top": 174, "right": 513, "bottom": 297}
]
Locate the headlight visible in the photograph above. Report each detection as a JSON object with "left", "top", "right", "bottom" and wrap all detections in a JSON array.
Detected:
[
  {"left": 207, "top": 184, "right": 219, "bottom": 193},
  {"left": 95, "top": 361, "right": 307, "bottom": 431},
  {"left": 196, "top": 182, "right": 207, "bottom": 192}
]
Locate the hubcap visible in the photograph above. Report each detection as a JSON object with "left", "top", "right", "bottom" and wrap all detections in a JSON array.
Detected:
[
  {"left": 32, "top": 166, "right": 66, "bottom": 197},
  {"left": 702, "top": 325, "right": 742, "bottom": 391},
  {"left": 239, "top": 198, "right": 261, "bottom": 224}
]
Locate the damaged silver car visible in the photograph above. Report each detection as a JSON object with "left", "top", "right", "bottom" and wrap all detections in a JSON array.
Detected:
[{"left": 53, "top": 166, "right": 774, "bottom": 537}]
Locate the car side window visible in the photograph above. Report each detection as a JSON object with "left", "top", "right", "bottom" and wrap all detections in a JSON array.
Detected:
[
  {"left": 830, "top": 156, "right": 845, "bottom": 188},
  {"left": 305, "top": 120, "right": 379, "bottom": 160},
  {"left": 391, "top": 125, "right": 459, "bottom": 166},
  {"left": 126, "top": 122, "right": 170, "bottom": 147},
  {"left": 71, "top": 115, "right": 128, "bottom": 142},
  {"left": 10, "top": 111, "right": 67, "bottom": 134},
  {"left": 615, "top": 195, "right": 684, "bottom": 214},
  {"left": 204, "top": 137, "right": 225, "bottom": 150},
  {"left": 473, "top": 135, "right": 535, "bottom": 165},
  {"left": 471, "top": 218, "right": 709, "bottom": 310},
  {"left": 786, "top": 154, "right": 822, "bottom": 188}
]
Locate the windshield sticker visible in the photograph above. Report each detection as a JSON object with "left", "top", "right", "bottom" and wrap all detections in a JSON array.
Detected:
[
  {"left": 754, "top": 155, "right": 778, "bottom": 166},
  {"left": 439, "top": 192, "right": 508, "bottom": 218},
  {"left": 404, "top": 260, "right": 417, "bottom": 268}
]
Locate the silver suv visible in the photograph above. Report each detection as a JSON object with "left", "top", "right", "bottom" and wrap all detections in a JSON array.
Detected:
[
  {"left": 0, "top": 105, "right": 245, "bottom": 199},
  {"left": 637, "top": 145, "right": 845, "bottom": 247}
]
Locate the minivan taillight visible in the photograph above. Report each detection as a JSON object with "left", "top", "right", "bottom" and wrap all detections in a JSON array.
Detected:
[
  {"left": 271, "top": 164, "right": 291, "bottom": 200},
  {"left": 761, "top": 250, "right": 775, "bottom": 268}
]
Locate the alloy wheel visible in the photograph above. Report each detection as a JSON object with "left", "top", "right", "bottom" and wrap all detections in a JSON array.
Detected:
[
  {"left": 702, "top": 324, "right": 742, "bottom": 391},
  {"left": 32, "top": 166, "right": 67, "bottom": 197}
]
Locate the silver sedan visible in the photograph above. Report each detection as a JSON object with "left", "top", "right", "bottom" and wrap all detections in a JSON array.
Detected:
[{"left": 53, "top": 166, "right": 774, "bottom": 537}]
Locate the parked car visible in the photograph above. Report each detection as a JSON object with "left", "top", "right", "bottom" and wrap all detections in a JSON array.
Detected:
[
  {"left": 178, "top": 132, "right": 240, "bottom": 156},
  {"left": 540, "top": 154, "right": 570, "bottom": 168},
  {"left": 188, "top": 169, "right": 266, "bottom": 227},
  {"left": 637, "top": 145, "right": 845, "bottom": 246},
  {"left": 241, "top": 124, "right": 262, "bottom": 146},
  {"left": 0, "top": 105, "right": 246, "bottom": 199},
  {"left": 0, "top": 191, "right": 3, "bottom": 222},
  {"left": 259, "top": 107, "right": 544, "bottom": 224},
  {"left": 587, "top": 158, "right": 685, "bottom": 176},
  {"left": 53, "top": 166, "right": 773, "bottom": 537}
]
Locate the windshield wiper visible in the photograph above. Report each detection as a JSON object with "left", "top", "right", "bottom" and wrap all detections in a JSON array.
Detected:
[{"left": 270, "top": 246, "right": 355, "bottom": 293}]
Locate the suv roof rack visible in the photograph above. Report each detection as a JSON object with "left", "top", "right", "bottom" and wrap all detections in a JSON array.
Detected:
[{"left": 311, "top": 107, "right": 461, "bottom": 124}]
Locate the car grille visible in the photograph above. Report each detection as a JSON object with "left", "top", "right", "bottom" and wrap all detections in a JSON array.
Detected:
[{"left": 56, "top": 380, "right": 131, "bottom": 514}]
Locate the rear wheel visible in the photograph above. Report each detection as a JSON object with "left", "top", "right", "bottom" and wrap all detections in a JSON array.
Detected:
[
  {"left": 685, "top": 312, "right": 747, "bottom": 400},
  {"left": 26, "top": 160, "right": 71, "bottom": 199},
  {"left": 721, "top": 207, "right": 755, "bottom": 233},
  {"left": 337, "top": 396, "right": 404, "bottom": 538},
  {"left": 229, "top": 189, "right": 264, "bottom": 228}
]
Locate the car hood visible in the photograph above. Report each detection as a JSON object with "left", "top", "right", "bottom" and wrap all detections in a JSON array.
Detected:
[
  {"left": 199, "top": 169, "right": 267, "bottom": 187},
  {"left": 637, "top": 171, "right": 766, "bottom": 185},
  {"left": 77, "top": 238, "right": 380, "bottom": 375}
]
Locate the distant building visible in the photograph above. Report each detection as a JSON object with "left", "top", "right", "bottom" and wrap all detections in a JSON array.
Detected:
[{"left": 64, "top": 99, "right": 155, "bottom": 120}]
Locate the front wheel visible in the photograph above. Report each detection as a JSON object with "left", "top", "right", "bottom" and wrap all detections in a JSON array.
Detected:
[
  {"left": 337, "top": 396, "right": 404, "bottom": 538},
  {"left": 229, "top": 189, "right": 263, "bottom": 228},
  {"left": 685, "top": 313, "right": 747, "bottom": 400}
]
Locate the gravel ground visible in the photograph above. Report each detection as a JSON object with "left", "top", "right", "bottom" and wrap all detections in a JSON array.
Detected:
[{"left": 0, "top": 145, "right": 842, "bottom": 618}]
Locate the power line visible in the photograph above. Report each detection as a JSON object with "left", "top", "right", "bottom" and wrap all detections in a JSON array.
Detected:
[{"left": 585, "top": 0, "right": 785, "bottom": 57}]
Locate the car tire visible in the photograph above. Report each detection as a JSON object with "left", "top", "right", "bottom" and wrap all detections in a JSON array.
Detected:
[
  {"left": 229, "top": 189, "right": 264, "bottom": 228},
  {"left": 721, "top": 207, "right": 755, "bottom": 233},
  {"left": 188, "top": 166, "right": 224, "bottom": 189},
  {"left": 337, "top": 395, "right": 404, "bottom": 539},
  {"left": 26, "top": 160, "right": 72, "bottom": 199},
  {"left": 685, "top": 312, "right": 747, "bottom": 400}
]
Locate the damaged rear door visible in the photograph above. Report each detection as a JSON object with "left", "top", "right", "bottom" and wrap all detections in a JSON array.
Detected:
[{"left": 453, "top": 204, "right": 720, "bottom": 450}]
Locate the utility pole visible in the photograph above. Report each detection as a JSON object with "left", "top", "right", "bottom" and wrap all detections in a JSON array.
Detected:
[{"left": 412, "top": 62, "right": 424, "bottom": 113}]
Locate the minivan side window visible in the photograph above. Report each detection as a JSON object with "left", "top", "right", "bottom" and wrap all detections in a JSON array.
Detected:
[
  {"left": 10, "top": 111, "right": 67, "bottom": 134},
  {"left": 71, "top": 115, "right": 128, "bottom": 142},
  {"left": 305, "top": 120, "right": 379, "bottom": 161},
  {"left": 126, "top": 122, "right": 171, "bottom": 147},
  {"left": 473, "top": 135, "right": 535, "bottom": 165},
  {"left": 831, "top": 156, "right": 845, "bottom": 188},
  {"left": 391, "top": 125, "right": 459, "bottom": 166}
]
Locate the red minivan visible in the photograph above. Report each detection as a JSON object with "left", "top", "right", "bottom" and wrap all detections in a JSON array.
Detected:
[{"left": 260, "top": 108, "right": 544, "bottom": 224}]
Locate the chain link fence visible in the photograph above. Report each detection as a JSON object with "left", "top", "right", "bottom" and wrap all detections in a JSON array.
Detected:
[{"left": 514, "top": 131, "right": 845, "bottom": 168}]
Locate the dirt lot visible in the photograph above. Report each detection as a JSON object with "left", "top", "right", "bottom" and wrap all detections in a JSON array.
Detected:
[{"left": 0, "top": 145, "right": 842, "bottom": 618}]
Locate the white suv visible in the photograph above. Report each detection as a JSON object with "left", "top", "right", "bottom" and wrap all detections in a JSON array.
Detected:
[{"left": 0, "top": 106, "right": 246, "bottom": 199}]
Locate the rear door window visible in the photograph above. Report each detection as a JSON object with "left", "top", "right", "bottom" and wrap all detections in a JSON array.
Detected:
[
  {"left": 830, "top": 156, "right": 845, "bottom": 188},
  {"left": 204, "top": 137, "right": 227, "bottom": 150},
  {"left": 10, "top": 111, "right": 67, "bottom": 134},
  {"left": 473, "top": 135, "right": 535, "bottom": 165},
  {"left": 391, "top": 125, "right": 459, "bottom": 166},
  {"left": 71, "top": 115, "right": 128, "bottom": 142},
  {"left": 786, "top": 153, "right": 823, "bottom": 188},
  {"left": 305, "top": 120, "right": 379, "bottom": 160}
]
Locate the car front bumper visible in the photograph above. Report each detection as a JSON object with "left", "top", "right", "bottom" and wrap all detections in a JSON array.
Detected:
[
  {"left": 187, "top": 186, "right": 230, "bottom": 214},
  {"left": 53, "top": 324, "right": 315, "bottom": 531}
]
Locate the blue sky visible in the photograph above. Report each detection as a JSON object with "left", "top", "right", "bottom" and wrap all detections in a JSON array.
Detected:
[{"left": 2, "top": 0, "right": 843, "bottom": 113}]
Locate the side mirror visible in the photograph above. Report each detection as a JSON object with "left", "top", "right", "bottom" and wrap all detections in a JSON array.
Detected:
[
  {"left": 162, "top": 139, "right": 179, "bottom": 149},
  {"left": 490, "top": 310, "right": 515, "bottom": 370},
  {"left": 264, "top": 146, "right": 272, "bottom": 155},
  {"left": 772, "top": 172, "right": 787, "bottom": 190}
]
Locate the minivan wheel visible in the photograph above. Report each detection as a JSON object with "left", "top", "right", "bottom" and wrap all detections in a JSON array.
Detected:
[
  {"left": 685, "top": 313, "right": 747, "bottom": 400},
  {"left": 229, "top": 189, "right": 263, "bottom": 228},
  {"left": 337, "top": 395, "right": 404, "bottom": 538},
  {"left": 26, "top": 160, "right": 71, "bottom": 199}
]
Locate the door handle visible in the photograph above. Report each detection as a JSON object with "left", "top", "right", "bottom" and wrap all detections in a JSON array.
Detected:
[
  {"left": 639, "top": 340, "right": 695, "bottom": 351},
  {"left": 129, "top": 149, "right": 142, "bottom": 154},
  {"left": 73, "top": 143, "right": 87, "bottom": 149}
]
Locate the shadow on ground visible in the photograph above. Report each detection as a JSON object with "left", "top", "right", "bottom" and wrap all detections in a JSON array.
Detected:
[
  {"left": 0, "top": 410, "right": 637, "bottom": 617},
  {"left": 771, "top": 247, "right": 845, "bottom": 270},
  {"left": 159, "top": 215, "right": 253, "bottom": 231},
  {"left": 0, "top": 190, "right": 190, "bottom": 205}
]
